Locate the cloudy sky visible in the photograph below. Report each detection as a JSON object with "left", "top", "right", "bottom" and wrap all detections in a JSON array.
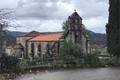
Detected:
[{"left": 0, "top": 0, "right": 109, "bottom": 33}]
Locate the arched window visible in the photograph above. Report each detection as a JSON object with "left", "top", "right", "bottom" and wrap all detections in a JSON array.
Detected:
[
  {"left": 38, "top": 43, "right": 41, "bottom": 57},
  {"left": 46, "top": 43, "right": 50, "bottom": 54},
  {"left": 31, "top": 43, "right": 34, "bottom": 58}
]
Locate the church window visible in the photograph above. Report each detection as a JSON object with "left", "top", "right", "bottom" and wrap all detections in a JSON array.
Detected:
[
  {"left": 38, "top": 43, "right": 41, "bottom": 57},
  {"left": 75, "top": 19, "right": 78, "bottom": 23},
  {"left": 38, "top": 44, "right": 41, "bottom": 52},
  {"left": 31, "top": 43, "right": 34, "bottom": 58}
]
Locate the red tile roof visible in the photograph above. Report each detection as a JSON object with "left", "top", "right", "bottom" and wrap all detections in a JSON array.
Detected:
[
  {"left": 6, "top": 45, "right": 13, "bottom": 49},
  {"left": 6, "top": 44, "right": 23, "bottom": 49},
  {"left": 29, "top": 34, "right": 63, "bottom": 42},
  {"left": 13, "top": 44, "right": 23, "bottom": 49}
]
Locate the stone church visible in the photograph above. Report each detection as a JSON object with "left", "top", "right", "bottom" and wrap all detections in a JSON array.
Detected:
[
  {"left": 5, "top": 11, "right": 89, "bottom": 62},
  {"left": 64, "top": 11, "right": 90, "bottom": 53}
]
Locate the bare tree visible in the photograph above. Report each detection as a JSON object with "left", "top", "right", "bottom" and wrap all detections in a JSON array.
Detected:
[{"left": 0, "top": 8, "right": 14, "bottom": 54}]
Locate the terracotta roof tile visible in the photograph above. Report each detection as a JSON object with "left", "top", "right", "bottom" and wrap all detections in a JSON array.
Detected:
[
  {"left": 6, "top": 45, "right": 13, "bottom": 49},
  {"left": 13, "top": 44, "right": 23, "bottom": 49},
  {"left": 6, "top": 44, "right": 24, "bottom": 49},
  {"left": 29, "top": 34, "right": 63, "bottom": 42}
]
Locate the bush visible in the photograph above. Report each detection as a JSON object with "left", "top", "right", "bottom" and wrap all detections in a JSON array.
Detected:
[
  {"left": 99, "top": 59, "right": 110, "bottom": 67},
  {"left": 18, "top": 59, "right": 29, "bottom": 71},
  {"left": 108, "top": 57, "right": 120, "bottom": 66},
  {"left": 84, "top": 53, "right": 100, "bottom": 67},
  {"left": 58, "top": 41, "right": 84, "bottom": 67},
  {"left": 57, "top": 41, "right": 112, "bottom": 67},
  {"left": 0, "top": 53, "right": 20, "bottom": 72}
]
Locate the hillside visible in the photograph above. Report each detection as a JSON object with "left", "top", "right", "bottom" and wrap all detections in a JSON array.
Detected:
[
  {"left": 0, "top": 31, "right": 15, "bottom": 46},
  {"left": 8, "top": 31, "right": 26, "bottom": 37},
  {"left": 88, "top": 31, "right": 106, "bottom": 46}
]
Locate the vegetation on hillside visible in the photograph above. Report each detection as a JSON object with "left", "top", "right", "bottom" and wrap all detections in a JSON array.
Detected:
[
  {"left": 0, "top": 31, "right": 15, "bottom": 45},
  {"left": 88, "top": 31, "right": 106, "bottom": 46}
]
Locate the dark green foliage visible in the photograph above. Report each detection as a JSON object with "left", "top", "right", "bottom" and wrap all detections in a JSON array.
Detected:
[
  {"left": 0, "top": 31, "right": 15, "bottom": 45},
  {"left": 18, "top": 59, "right": 29, "bottom": 71},
  {"left": 107, "top": 0, "right": 120, "bottom": 57},
  {"left": 58, "top": 41, "right": 104, "bottom": 67},
  {"left": 62, "top": 21, "right": 69, "bottom": 34},
  {"left": 84, "top": 54, "right": 100, "bottom": 66},
  {"left": 99, "top": 59, "right": 111, "bottom": 66},
  {"left": 59, "top": 41, "right": 84, "bottom": 66},
  {"left": 0, "top": 53, "right": 19, "bottom": 72},
  {"left": 88, "top": 30, "right": 106, "bottom": 46}
]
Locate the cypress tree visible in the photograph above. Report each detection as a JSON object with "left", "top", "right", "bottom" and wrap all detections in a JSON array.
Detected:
[{"left": 107, "top": 0, "right": 120, "bottom": 57}]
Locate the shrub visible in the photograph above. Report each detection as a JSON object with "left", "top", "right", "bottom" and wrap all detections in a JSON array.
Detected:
[
  {"left": 0, "top": 53, "right": 20, "bottom": 72},
  {"left": 99, "top": 59, "right": 110, "bottom": 67},
  {"left": 84, "top": 53, "right": 100, "bottom": 67},
  {"left": 18, "top": 59, "right": 29, "bottom": 71},
  {"left": 58, "top": 41, "right": 84, "bottom": 67}
]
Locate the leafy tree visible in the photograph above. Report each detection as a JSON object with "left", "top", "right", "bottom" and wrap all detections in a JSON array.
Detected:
[
  {"left": 0, "top": 8, "right": 14, "bottom": 53},
  {"left": 62, "top": 21, "right": 69, "bottom": 34}
]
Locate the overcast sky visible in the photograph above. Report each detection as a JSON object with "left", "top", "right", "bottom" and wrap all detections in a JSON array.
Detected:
[{"left": 0, "top": 0, "right": 109, "bottom": 33}]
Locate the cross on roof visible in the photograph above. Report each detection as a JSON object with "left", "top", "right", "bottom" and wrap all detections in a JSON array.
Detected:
[{"left": 74, "top": 9, "right": 76, "bottom": 12}]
